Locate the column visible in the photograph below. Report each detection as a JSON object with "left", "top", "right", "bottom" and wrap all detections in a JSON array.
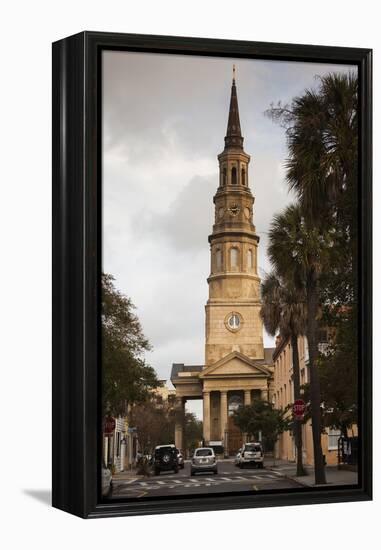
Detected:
[
  {"left": 174, "top": 397, "right": 184, "bottom": 450},
  {"left": 203, "top": 391, "right": 211, "bottom": 444},
  {"left": 242, "top": 391, "right": 251, "bottom": 444},
  {"left": 261, "top": 388, "right": 269, "bottom": 402},
  {"left": 220, "top": 391, "right": 228, "bottom": 443},
  {"left": 244, "top": 389, "right": 252, "bottom": 406}
]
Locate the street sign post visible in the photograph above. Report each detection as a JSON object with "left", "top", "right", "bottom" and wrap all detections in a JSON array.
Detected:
[{"left": 292, "top": 399, "right": 306, "bottom": 420}]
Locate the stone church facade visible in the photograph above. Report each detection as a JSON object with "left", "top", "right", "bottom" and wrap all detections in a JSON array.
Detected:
[{"left": 171, "top": 70, "right": 274, "bottom": 455}]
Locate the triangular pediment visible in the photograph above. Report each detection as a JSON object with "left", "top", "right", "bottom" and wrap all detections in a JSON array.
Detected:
[{"left": 199, "top": 351, "right": 272, "bottom": 378}]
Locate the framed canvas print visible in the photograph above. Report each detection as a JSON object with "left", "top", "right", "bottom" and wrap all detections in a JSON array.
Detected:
[{"left": 52, "top": 32, "right": 372, "bottom": 518}]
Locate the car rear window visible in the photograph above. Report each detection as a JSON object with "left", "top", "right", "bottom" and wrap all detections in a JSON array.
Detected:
[
  {"left": 155, "top": 446, "right": 173, "bottom": 455},
  {"left": 244, "top": 444, "right": 261, "bottom": 452},
  {"left": 195, "top": 449, "right": 213, "bottom": 456}
]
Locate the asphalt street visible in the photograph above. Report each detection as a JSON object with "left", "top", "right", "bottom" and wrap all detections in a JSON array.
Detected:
[{"left": 111, "top": 459, "right": 302, "bottom": 499}]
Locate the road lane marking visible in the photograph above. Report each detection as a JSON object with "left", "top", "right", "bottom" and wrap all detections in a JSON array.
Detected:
[{"left": 123, "top": 478, "right": 138, "bottom": 484}]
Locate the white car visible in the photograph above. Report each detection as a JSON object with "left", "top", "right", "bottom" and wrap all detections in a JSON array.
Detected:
[
  {"left": 191, "top": 447, "right": 218, "bottom": 476},
  {"left": 234, "top": 448, "right": 242, "bottom": 466},
  {"left": 101, "top": 463, "right": 113, "bottom": 497},
  {"left": 238, "top": 442, "right": 264, "bottom": 468}
]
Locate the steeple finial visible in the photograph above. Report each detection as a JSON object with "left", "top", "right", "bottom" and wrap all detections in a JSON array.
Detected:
[{"left": 224, "top": 66, "right": 243, "bottom": 150}]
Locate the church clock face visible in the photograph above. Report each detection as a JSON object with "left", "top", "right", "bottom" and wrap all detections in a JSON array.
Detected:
[
  {"left": 228, "top": 204, "right": 240, "bottom": 216},
  {"left": 225, "top": 312, "right": 243, "bottom": 332}
]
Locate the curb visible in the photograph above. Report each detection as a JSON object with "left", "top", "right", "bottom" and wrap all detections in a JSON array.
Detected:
[{"left": 282, "top": 474, "right": 312, "bottom": 488}]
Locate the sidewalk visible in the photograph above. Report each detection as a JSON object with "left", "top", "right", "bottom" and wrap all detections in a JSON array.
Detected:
[
  {"left": 112, "top": 468, "right": 141, "bottom": 482},
  {"left": 269, "top": 458, "right": 358, "bottom": 487}
]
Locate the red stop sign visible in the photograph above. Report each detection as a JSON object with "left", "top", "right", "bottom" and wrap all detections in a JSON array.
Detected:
[
  {"left": 104, "top": 416, "right": 116, "bottom": 435},
  {"left": 292, "top": 399, "right": 306, "bottom": 419}
]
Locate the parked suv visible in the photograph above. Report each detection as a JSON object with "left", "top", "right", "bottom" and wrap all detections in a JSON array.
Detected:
[
  {"left": 153, "top": 445, "right": 179, "bottom": 475},
  {"left": 191, "top": 447, "right": 218, "bottom": 476},
  {"left": 238, "top": 442, "right": 264, "bottom": 468}
]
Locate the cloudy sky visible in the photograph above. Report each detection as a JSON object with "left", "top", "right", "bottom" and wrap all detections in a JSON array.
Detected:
[{"left": 103, "top": 51, "right": 355, "bottom": 418}]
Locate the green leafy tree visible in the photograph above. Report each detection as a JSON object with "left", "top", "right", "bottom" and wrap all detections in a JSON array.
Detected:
[
  {"left": 233, "top": 400, "right": 287, "bottom": 452},
  {"left": 260, "top": 272, "right": 307, "bottom": 475},
  {"left": 183, "top": 412, "right": 203, "bottom": 454},
  {"left": 318, "top": 310, "right": 358, "bottom": 435},
  {"left": 129, "top": 400, "right": 175, "bottom": 453},
  {"left": 102, "top": 273, "right": 160, "bottom": 416}
]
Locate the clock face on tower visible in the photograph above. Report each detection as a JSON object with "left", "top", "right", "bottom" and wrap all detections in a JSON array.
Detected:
[
  {"left": 228, "top": 204, "right": 240, "bottom": 216},
  {"left": 225, "top": 312, "right": 243, "bottom": 332}
]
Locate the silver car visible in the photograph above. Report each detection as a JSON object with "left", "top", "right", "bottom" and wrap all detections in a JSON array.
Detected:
[
  {"left": 238, "top": 442, "right": 264, "bottom": 468},
  {"left": 191, "top": 447, "right": 218, "bottom": 476}
]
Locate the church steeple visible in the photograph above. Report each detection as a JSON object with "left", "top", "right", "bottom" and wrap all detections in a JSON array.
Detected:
[
  {"left": 204, "top": 68, "right": 263, "bottom": 367},
  {"left": 224, "top": 65, "right": 244, "bottom": 150}
]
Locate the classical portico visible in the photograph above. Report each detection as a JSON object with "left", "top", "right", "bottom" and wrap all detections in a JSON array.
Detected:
[{"left": 171, "top": 68, "right": 274, "bottom": 455}]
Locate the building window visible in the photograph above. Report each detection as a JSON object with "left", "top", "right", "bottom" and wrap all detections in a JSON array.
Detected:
[
  {"left": 247, "top": 249, "right": 253, "bottom": 269},
  {"left": 231, "top": 166, "right": 237, "bottom": 185},
  {"left": 230, "top": 247, "right": 239, "bottom": 268},
  {"left": 328, "top": 428, "right": 341, "bottom": 450},
  {"left": 116, "top": 432, "right": 121, "bottom": 457},
  {"left": 241, "top": 168, "right": 246, "bottom": 185},
  {"left": 222, "top": 167, "right": 227, "bottom": 186},
  {"left": 304, "top": 337, "right": 309, "bottom": 363},
  {"left": 216, "top": 248, "right": 222, "bottom": 270}
]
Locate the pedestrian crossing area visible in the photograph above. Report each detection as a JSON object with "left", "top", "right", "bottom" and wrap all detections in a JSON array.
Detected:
[{"left": 116, "top": 470, "right": 285, "bottom": 492}]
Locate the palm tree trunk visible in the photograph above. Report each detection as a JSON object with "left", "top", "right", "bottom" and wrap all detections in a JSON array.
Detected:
[
  {"left": 291, "top": 333, "right": 306, "bottom": 476},
  {"left": 306, "top": 269, "right": 327, "bottom": 484}
]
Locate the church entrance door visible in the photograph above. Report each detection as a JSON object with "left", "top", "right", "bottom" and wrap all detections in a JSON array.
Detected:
[{"left": 227, "top": 416, "right": 243, "bottom": 455}]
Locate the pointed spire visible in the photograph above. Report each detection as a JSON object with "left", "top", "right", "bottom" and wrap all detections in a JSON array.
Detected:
[{"left": 224, "top": 65, "right": 243, "bottom": 150}]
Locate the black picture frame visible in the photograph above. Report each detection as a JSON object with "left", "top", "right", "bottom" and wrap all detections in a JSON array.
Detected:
[{"left": 52, "top": 31, "right": 372, "bottom": 519}]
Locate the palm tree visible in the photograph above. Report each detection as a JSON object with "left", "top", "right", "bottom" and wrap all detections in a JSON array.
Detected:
[
  {"left": 260, "top": 272, "right": 307, "bottom": 476},
  {"left": 266, "top": 72, "right": 358, "bottom": 310},
  {"left": 268, "top": 204, "right": 333, "bottom": 485},
  {"left": 266, "top": 72, "right": 358, "bottom": 227}
]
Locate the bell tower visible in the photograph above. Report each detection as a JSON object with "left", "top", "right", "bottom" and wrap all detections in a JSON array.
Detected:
[{"left": 205, "top": 67, "right": 265, "bottom": 367}]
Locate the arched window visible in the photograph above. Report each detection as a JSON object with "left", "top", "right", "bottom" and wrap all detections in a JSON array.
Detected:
[
  {"left": 222, "top": 167, "right": 227, "bottom": 186},
  {"left": 241, "top": 168, "right": 246, "bottom": 186},
  {"left": 216, "top": 248, "right": 222, "bottom": 271},
  {"left": 247, "top": 249, "right": 253, "bottom": 269},
  {"left": 230, "top": 247, "right": 239, "bottom": 268},
  {"left": 231, "top": 166, "right": 237, "bottom": 185}
]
